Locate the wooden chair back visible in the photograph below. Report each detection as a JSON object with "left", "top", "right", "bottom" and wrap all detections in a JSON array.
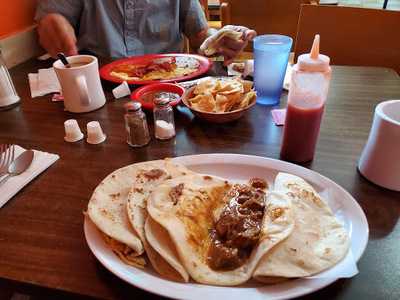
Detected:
[
  {"left": 295, "top": 4, "right": 400, "bottom": 74},
  {"left": 220, "top": 0, "right": 317, "bottom": 42}
]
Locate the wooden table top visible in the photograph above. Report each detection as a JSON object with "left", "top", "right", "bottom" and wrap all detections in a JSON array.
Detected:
[{"left": 0, "top": 59, "right": 399, "bottom": 300}]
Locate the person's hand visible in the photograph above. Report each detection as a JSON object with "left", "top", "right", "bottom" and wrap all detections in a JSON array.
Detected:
[
  {"left": 37, "top": 13, "right": 78, "bottom": 58},
  {"left": 200, "top": 25, "right": 257, "bottom": 66}
]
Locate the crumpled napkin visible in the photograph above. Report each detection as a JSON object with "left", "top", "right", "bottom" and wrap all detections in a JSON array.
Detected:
[
  {"left": 0, "top": 145, "right": 59, "bottom": 208},
  {"left": 28, "top": 67, "right": 61, "bottom": 98}
]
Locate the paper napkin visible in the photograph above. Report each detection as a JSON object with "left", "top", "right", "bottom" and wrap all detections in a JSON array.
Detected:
[
  {"left": 0, "top": 145, "right": 59, "bottom": 208},
  {"left": 28, "top": 67, "right": 61, "bottom": 98},
  {"left": 271, "top": 108, "right": 287, "bottom": 126}
]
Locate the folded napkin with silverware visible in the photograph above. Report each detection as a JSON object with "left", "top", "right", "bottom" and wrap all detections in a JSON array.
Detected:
[{"left": 0, "top": 145, "right": 59, "bottom": 208}]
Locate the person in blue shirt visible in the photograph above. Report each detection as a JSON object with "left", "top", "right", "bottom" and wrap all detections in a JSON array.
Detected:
[{"left": 36, "top": 0, "right": 256, "bottom": 65}]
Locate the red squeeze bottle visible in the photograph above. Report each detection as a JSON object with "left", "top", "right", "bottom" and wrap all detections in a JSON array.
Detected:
[{"left": 280, "top": 35, "right": 332, "bottom": 162}]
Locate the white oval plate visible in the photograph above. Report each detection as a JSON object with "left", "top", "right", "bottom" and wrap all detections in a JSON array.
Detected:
[{"left": 84, "top": 154, "right": 369, "bottom": 300}]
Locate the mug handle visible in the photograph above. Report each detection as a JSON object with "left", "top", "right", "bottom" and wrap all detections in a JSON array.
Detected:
[{"left": 75, "top": 75, "right": 91, "bottom": 106}]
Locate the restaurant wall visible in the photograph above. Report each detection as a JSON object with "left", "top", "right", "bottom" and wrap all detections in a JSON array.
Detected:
[
  {"left": 0, "top": 0, "right": 37, "bottom": 38},
  {"left": 0, "top": 0, "right": 41, "bottom": 67}
]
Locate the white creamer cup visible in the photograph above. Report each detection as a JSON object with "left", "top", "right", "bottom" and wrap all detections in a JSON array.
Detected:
[
  {"left": 112, "top": 81, "right": 131, "bottom": 99},
  {"left": 358, "top": 100, "right": 400, "bottom": 191},
  {"left": 86, "top": 121, "right": 106, "bottom": 144},
  {"left": 64, "top": 119, "right": 84, "bottom": 142}
]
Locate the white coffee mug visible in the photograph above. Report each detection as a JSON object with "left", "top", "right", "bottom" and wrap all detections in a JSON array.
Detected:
[
  {"left": 358, "top": 100, "right": 400, "bottom": 191},
  {"left": 53, "top": 55, "right": 106, "bottom": 113}
]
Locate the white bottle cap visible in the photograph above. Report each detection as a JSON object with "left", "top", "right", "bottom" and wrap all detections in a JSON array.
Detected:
[
  {"left": 86, "top": 121, "right": 106, "bottom": 144},
  {"left": 297, "top": 34, "right": 330, "bottom": 72},
  {"left": 64, "top": 119, "right": 84, "bottom": 142}
]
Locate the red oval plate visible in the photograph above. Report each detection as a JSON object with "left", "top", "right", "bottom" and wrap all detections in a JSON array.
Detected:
[
  {"left": 100, "top": 53, "right": 212, "bottom": 85},
  {"left": 131, "top": 83, "right": 185, "bottom": 110}
]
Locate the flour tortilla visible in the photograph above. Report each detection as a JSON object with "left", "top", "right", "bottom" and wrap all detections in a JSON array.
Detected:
[
  {"left": 147, "top": 174, "right": 295, "bottom": 286},
  {"left": 88, "top": 159, "right": 190, "bottom": 261},
  {"left": 126, "top": 160, "right": 193, "bottom": 282},
  {"left": 201, "top": 29, "right": 243, "bottom": 56},
  {"left": 145, "top": 216, "right": 190, "bottom": 282},
  {"left": 254, "top": 173, "right": 350, "bottom": 281}
]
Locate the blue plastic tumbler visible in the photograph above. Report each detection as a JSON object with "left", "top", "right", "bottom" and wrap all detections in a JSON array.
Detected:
[{"left": 254, "top": 35, "right": 293, "bottom": 106}]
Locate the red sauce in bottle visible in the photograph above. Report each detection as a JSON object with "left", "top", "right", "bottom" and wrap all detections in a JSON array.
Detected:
[
  {"left": 280, "top": 99, "right": 325, "bottom": 162},
  {"left": 279, "top": 35, "right": 331, "bottom": 163}
]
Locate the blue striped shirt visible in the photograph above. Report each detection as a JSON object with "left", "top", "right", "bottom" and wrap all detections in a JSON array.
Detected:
[{"left": 35, "top": 0, "right": 208, "bottom": 58}]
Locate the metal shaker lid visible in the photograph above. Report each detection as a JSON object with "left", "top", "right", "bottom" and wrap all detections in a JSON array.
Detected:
[{"left": 125, "top": 101, "right": 142, "bottom": 112}]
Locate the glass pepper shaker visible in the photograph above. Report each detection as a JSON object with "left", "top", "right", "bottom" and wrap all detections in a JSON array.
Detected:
[
  {"left": 153, "top": 94, "right": 176, "bottom": 140},
  {"left": 124, "top": 102, "right": 151, "bottom": 147}
]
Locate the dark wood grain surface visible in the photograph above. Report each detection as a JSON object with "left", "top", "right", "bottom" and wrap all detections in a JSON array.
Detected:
[{"left": 0, "top": 59, "right": 399, "bottom": 300}]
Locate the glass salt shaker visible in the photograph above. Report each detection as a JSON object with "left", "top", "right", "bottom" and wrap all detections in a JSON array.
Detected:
[
  {"left": 0, "top": 48, "right": 20, "bottom": 110},
  {"left": 153, "top": 93, "right": 176, "bottom": 140},
  {"left": 124, "top": 102, "right": 151, "bottom": 147}
]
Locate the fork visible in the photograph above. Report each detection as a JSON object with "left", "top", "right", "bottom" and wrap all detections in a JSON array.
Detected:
[{"left": 0, "top": 144, "right": 15, "bottom": 176}]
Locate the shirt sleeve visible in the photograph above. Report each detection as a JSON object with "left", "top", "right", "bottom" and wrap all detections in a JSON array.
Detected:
[
  {"left": 180, "top": 0, "right": 208, "bottom": 38},
  {"left": 35, "top": 0, "right": 83, "bottom": 28}
]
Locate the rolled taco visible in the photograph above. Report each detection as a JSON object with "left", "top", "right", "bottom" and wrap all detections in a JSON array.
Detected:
[
  {"left": 254, "top": 173, "right": 350, "bottom": 281},
  {"left": 146, "top": 174, "right": 295, "bottom": 285}
]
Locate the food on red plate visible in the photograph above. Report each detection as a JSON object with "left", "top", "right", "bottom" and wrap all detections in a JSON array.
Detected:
[
  {"left": 113, "top": 58, "right": 176, "bottom": 77},
  {"left": 110, "top": 57, "right": 199, "bottom": 81}
]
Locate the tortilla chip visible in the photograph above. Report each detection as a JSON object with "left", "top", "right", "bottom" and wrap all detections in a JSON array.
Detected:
[
  {"left": 191, "top": 93, "right": 216, "bottom": 112},
  {"left": 220, "top": 92, "right": 242, "bottom": 112},
  {"left": 211, "top": 80, "right": 223, "bottom": 95},
  {"left": 187, "top": 94, "right": 204, "bottom": 104},
  {"left": 194, "top": 78, "right": 217, "bottom": 95},
  {"left": 241, "top": 80, "right": 253, "bottom": 93},
  {"left": 238, "top": 91, "right": 256, "bottom": 109},
  {"left": 217, "top": 81, "right": 244, "bottom": 95},
  {"left": 188, "top": 78, "right": 256, "bottom": 113},
  {"left": 215, "top": 94, "right": 233, "bottom": 112}
]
